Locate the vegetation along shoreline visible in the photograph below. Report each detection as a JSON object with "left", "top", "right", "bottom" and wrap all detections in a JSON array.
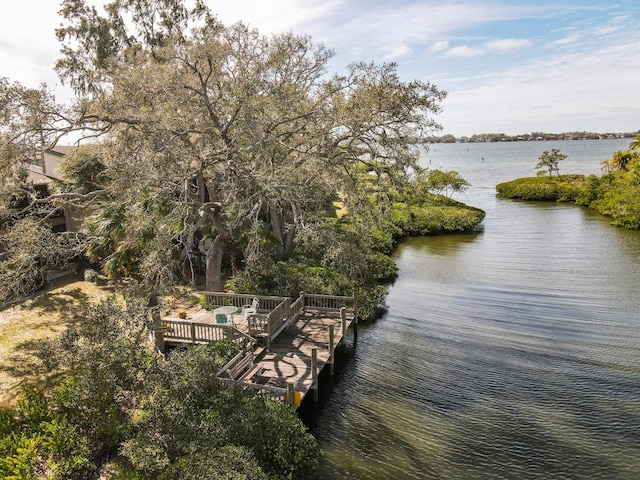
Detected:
[{"left": 496, "top": 135, "right": 640, "bottom": 230}]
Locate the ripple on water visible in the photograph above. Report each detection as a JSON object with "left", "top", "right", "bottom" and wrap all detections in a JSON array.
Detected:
[{"left": 304, "top": 142, "right": 640, "bottom": 479}]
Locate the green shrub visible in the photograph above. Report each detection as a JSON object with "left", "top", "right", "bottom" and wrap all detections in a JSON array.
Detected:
[
  {"left": 40, "top": 416, "right": 94, "bottom": 480},
  {"left": 497, "top": 168, "right": 640, "bottom": 230},
  {"left": 159, "top": 447, "right": 269, "bottom": 480},
  {"left": 365, "top": 252, "right": 398, "bottom": 282},
  {"left": 0, "top": 432, "right": 40, "bottom": 480},
  {"left": 496, "top": 175, "right": 587, "bottom": 202}
]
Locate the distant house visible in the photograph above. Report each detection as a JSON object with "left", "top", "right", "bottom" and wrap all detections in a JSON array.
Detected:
[{"left": 26, "top": 146, "right": 86, "bottom": 233}]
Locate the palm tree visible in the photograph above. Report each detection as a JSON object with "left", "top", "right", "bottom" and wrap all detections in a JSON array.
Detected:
[{"left": 609, "top": 150, "right": 636, "bottom": 172}]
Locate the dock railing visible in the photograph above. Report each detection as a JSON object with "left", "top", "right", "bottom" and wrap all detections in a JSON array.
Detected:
[
  {"left": 217, "top": 378, "right": 287, "bottom": 402},
  {"left": 297, "top": 292, "right": 356, "bottom": 315},
  {"left": 264, "top": 297, "right": 290, "bottom": 349},
  {"left": 199, "top": 291, "right": 292, "bottom": 349},
  {"left": 289, "top": 293, "right": 305, "bottom": 318},
  {"left": 162, "top": 318, "right": 255, "bottom": 351},
  {"left": 198, "top": 291, "right": 288, "bottom": 312}
]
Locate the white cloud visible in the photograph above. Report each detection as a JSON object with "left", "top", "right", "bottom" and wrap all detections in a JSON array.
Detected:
[
  {"left": 382, "top": 43, "right": 414, "bottom": 60},
  {"left": 445, "top": 45, "right": 485, "bottom": 57},
  {"left": 442, "top": 38, "right": 531, "bottom": 58},
  {"left": 551, "top": 32, "right": 582, "bottom": 46},
  {"left": 437, "top": 31, "right": 640, "bottom": 135},
  {"left": 484, "top": 38, "right": 532, "bottom": 52},
  {"left": 211, "top": 1, "right": 549, "bottom": 65},
  {"left": 212, "top": 0, "right": 342, "bottom": 34},
  {"left": 430, "top": 40, "right": 450, "bottom": 53}
]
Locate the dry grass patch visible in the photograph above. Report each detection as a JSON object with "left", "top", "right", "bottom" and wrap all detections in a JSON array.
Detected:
[{"left": 0, "top": 275, "right": 113, "bottom": 408}]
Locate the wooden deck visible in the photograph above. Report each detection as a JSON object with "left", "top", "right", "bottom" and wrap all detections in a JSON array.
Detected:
[
  {"left": 248, "top": 309, "right": 354, "bottom": 400},
  {"left": 159, "top": 292, "right": 357, "bottom": 406}
]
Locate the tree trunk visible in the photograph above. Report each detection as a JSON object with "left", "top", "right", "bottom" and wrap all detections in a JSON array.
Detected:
[
  {"left": 199, "top": 198, "right": 261, "bottom": 290},
  {"left": 205, "top": 235, "right": 226, "bottom": 291},
  {"left": 270, "top": 205, "right": 296, "bottom": 261},
  {"left": 147, "top": 292, "right": 165, "bottom": 355}
]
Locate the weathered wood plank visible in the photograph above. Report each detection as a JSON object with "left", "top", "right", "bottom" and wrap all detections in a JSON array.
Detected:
[{"left": 248, "top": 310, "right": 354, "bottom": 401}]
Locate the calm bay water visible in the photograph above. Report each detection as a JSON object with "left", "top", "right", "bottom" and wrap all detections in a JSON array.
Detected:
[{"left": 299, "top": 139, "right": 640, "bottom": 479}]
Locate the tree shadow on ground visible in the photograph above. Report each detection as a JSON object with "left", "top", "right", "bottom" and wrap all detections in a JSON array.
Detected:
[
  {"left": 30, "top": 286, "right": 92, "bottom": 318},
  {"left": 0, "top": 338, "right": 67, "bottom": 405}
]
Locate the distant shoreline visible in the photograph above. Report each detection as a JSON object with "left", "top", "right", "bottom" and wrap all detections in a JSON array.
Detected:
[{"left": 425, "top": 131, "right": 639, "bottom": 144}]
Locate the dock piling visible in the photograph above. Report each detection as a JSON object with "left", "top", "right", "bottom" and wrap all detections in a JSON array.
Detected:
[
  {"left": 329, "top": 324, "right": 335, "bottom": 376},
  {"left": 312, "top": 347, "right": 318, "bottom": 402},
  {"left": 340, "top": 307, "right": 347, "bottom": 351}
]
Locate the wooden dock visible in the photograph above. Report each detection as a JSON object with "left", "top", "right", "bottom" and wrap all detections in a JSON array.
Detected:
[
  {"left": 250, "top": 308, "right": 354, "bottom": 402},
  {"left": 158, "top": 292, "right": 357, "bottom": 406}
]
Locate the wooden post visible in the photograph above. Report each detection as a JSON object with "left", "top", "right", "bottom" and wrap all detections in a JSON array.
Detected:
[
  {"left": 312, "top": 347, "right": 318, "bottom": 402},
  {"left": 266, "top": 332, "right": 271, "bottom": 352},
  {"left": 285, "top": 298, "right": 291, "bottom": 328},
  {"left": 340, "top": 307, "right": 347, "bottom": 350},
  {"left": 353, "top": 292, "right": 358, "bottom": 342},
  {"left": 329, "top": 324, "right": 335, "bottom": 376},
  {"left": 148, "top": 293, "right": 165, "bottom": 355},
  {"left": 152, "top": 315, "right": 165, "bottom": 355},
  {"left": 300, "top": 291, "right": 305, "bottom": 313},
  {"left": 190, "top": 322, "right": 196, "bottom": 344},
  {"left": 287, "top": 382, "right": 294, "bottom": 407}
]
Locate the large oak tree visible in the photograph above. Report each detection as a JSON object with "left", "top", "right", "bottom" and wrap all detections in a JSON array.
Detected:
[{"left": 1, "top": 0, "right": 446, "bottom": 297}]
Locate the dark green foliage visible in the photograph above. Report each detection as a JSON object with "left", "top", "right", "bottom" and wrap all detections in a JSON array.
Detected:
[
  {"left": 159, "top": 447, "right": 269, "bottom": 480},
  {"left": 589, "top": 158, "right": 640, "bottom": 228},
  {"left": 220, "top": 396, "right": 321, "bottom": 479},
  {"left": 575, "top": 174, "right": 602, "bottom": 206},
  {"left": 365, "top": 252, "right": 398, "bottom": 282},
  {"left": 389, "top": 202, "right": 485, "bottom": 235},
  {"left": 121, "top": 344, "right": 320, "bottom": 479},
  {"left": 242, "top": 262, "right": 351, "bottom": 299},
  {"left": 496, "top": 175, "right": 586, "bottom": 202},
  {"left": 497, "top": 158, "right": 640, "bottom": 230},
  {"left": 0, "top": 386, "right": 95, "bottom": 480}
]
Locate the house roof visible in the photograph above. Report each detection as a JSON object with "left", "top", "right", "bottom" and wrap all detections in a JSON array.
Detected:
[
  {"left": 26, "top": 166, "right": 58, "bottom": 185},
  {"left": 49, "top": 145, "right": 76, "bottom": 156},
  {"left": 27, "top": 145, "right": 76, "bottom": 185}
]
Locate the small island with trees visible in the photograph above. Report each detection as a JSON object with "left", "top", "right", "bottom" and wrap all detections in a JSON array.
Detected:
[{"left": 496, "top": 135, "right": 640, "bottom": 229}]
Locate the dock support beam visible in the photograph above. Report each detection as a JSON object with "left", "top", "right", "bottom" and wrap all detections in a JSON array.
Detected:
[
  {"left": 353, "top": 292, "right": 358, "bottom": 342},
  {"left": 287, "top": 382, "right": 294, "bottom": 407},
  {"left": 312, "top": 347, "right": 318, "bottom": 402},
  {"left": 329, "top": 324, "right": 335, "bottom": 376},
  {"left": 340, "top": 307, "right": 347, "bottom": 351}
]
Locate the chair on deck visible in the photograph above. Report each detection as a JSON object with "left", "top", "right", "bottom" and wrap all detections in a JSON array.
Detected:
[{"left": 242, "top": 297, "right": 259, "bottom": 321}]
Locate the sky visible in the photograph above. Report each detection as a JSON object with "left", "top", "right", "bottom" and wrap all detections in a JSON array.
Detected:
[{"left": 1, "top": 0, "right": 639, "bottom": 137}]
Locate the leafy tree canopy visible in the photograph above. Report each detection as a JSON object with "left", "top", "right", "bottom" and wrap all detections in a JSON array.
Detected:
[{"left": 1, "top": 0, "right": 448, "bottom": 302}]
